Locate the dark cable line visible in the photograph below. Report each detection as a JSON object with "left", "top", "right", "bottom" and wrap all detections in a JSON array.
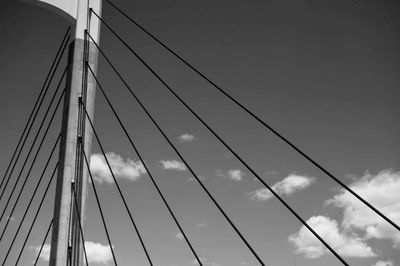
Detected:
[
  {"left": 1, "top": 134, "right": 60, "bottom": 264},
  {"left": 86, "top": 63, "right": 203, "bottom": 266},
  {"left": 99, "top": 2, "right": 400, "bottom": 232},
  {"left": 10, "top": 162, "right": 58, "bottom": 266},
  {"left": 33, "top": 218, "right": 54, "bottom": 266},
  {"left": 0, "top": 55, "right": 68, "bottom": 205},
  {"left": 85, "top": 34, "right": 265, "bottom": 266},
  {"left": 0, "top": 27, "right": 70, "bottom": 192},
  {"left": 0, "top": 69, "right": 67, "bottom": 235},
  {"left": 72, "top": 187, "right": 89, "bottom": 266},
  {"left": 80, "top": 141, "right": 118, "bottom": 265},
  {"left": 0, "top": 87, "right": 64, "bottom": 245},
  {"left": 0, "top": 34, "right": 70, "bottom": 203},
  {"left": 79, "top": 103, "right": 152, "bottom": 266}
]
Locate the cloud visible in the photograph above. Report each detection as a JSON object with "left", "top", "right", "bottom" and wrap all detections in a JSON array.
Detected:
[
  {"left": 175, "top": 232, "right": 185, "bottom": 240},
  {"left": 288, "top": 169, "right": 400, "bottom": 260},
  {"left": 32, "top": 243, "right": 51, "bottom": 262},
  {"left": 273, "top": 174, "right": 315, "bottom": 195},
  {"left": 178, "top": 133, "right": 196, "bottom": 142},
  {"left": 216, "top": 169, "right": 245, "bottom": 181},
  {"left": 371, "top": 261, "right": 394, "bottom": 266},
  {"left": 246, "top": 174, "right": 315, "bottom": 201},
  {"left": 7, "top": 216, "right": 16, "bottom": 222},
  {"left": 227, "top": 170, "right": 244, "bottom": 181},
  {"left": 160, "top": 160, "right": 187, "bottom": 171},
  {"left": 90, "top": 153, "right": 146, "bottom": 184},
  {"left": 327, "top": 169, "right": 400, "bottom": 247},
  {"left": 246, "top": 188, "right": 274, "bottom": 201},
  {"left": 196, "top": 222, "right": 207, "bottom": 228},
  {"left": 215, "top": 169, "right": 224, "bottom": 177},
  {"left": 85, "top": 241, "right": 114, "bottom": 264},
  {"left": 288, "top": 215, "right": 376, "bottom": 259},
  {"left": 265, "top": 170, "right": 277, "bottom": 177},
  {"left": 32, "top": 242, "right": 113, "bottom": 264}
]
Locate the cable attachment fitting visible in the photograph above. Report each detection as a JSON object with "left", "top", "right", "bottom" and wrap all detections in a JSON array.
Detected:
[
  {"left": 78, "top": 95, "right": 84, "bottom": 105},
  {"left": 71, "top": 179, "right": 75, "bottom": 191},
  {"left": 67, "top": 244, "right": 72, "bottom": 258}
]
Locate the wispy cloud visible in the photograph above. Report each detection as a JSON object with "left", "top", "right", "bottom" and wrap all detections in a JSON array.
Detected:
[
  {"left": 288, "top": 215, "right": 376, "bottom": 259},
  {"left": 188, "top": 175, "right": 206, "bottom": 182},
  {"left": 265, "top": 170, "right": 277, "bottom": 176},
  {"left": 196, "top": 222, "right": 207, "bottom": 228},
  {"left": 7, "top": 216, "right": 16, "bottom": 222},
  {"left": 160, "top": 160, "right": 187, "bottom": 171},
  {"left": 227, "top": 170, "right": 244, "bottom": 181},
  {"left": 90, "top": 153, "right": 146, "bottom": 184},
  {"left": 31, "top": 243, "right": 51, "bottom": 262},
  {"left": 216, "top": 169, "right": 245, "bottom": 181},
  {"left": 246, "top": 188, "right": 273, "bottom": 201},
  {"left": 246, "top": 174, "right": 315, "bottom": 201},
  {"left": 178, "top": 133, "right": 196, "bottom": 143},
  {"left": 31, "top": 241, "right": 114, "bottom": 264}
]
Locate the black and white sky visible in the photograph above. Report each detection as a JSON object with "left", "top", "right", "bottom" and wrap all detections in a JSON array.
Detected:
[{"left": 0, "top": 0, "right": 399, "bottom": 265}]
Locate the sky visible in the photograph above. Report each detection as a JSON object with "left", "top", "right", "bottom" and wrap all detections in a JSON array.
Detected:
[{"left": 0, "top": 0, "right": 399, "bottom": 265}]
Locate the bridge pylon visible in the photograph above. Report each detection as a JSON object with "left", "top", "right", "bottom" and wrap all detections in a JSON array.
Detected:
[{"left": 24, "top": 0, "right": 102, "bottom": 265}]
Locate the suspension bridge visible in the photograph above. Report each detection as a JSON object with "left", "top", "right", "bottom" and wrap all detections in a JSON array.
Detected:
[{"left": 0, "top": 0, "right": 399, "bottom": 265}]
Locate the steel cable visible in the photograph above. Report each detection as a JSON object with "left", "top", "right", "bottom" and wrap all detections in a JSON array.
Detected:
[
  {"left": 0, "top": 27, "right": 70, "bottom": 192},
  {"left": 100, "top": 1, "right": 400, "bottom": 232}
]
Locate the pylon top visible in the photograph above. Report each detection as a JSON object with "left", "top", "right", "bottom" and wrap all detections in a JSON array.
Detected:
[
  {"left": 23, "top": 0, "right": 102, "bottom": 42},
  {"left": 23, "top": 0, "right": 77, "bottom": 22}
]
